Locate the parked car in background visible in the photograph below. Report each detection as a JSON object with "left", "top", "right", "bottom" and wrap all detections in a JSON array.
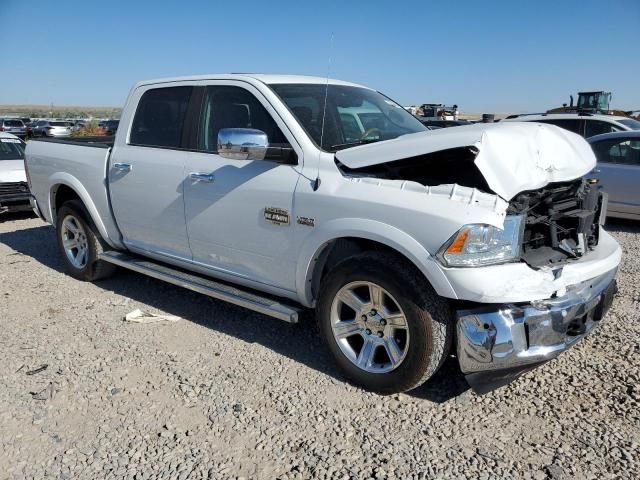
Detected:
[
  {"left": 503, "top": 113, "right": 640, "bottom": 138},
  {"left": 72, "top": 120, "right": 87, "bottom": 132},
  {"left": 587, "top": 130, "right": 640, "bottom": 220},
  {"left": 0, "top": 133, "right": 31, "bottom": 214},
  {"left": 31, "top": 120, "right": 73, "bottom": 137},
  {"left": 25, "top": 74, "right": 620, "bottom": 395},
  {"left": 102, "top": 119, "right": 119, "bottom": 135},
  {"left": 0, "top": 119, "right": 27, "bottom": 139}
]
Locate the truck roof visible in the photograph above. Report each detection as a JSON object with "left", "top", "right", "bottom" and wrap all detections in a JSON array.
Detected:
[{"left": 133, "top": 73, "right": 369, "bottom": 89}]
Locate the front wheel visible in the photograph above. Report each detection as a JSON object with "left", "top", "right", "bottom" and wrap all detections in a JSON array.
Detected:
[
  {"left": 317, "top": 252, "right": 452, "bottom": 393},
  {"left": 56, "top": 200, "right": 116, "bottom": 281}
]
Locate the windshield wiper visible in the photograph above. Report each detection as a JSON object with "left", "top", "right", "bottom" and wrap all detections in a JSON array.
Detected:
[{"left": 329, "top": 138, "right": 382, "bottom": 151}]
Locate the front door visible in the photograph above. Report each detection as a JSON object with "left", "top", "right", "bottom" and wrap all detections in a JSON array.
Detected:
[
  {"left": 590, "top": 136, "right": 640, "bottom": 216},
  {"left": 183, "top": 83, "right": 302, "bottom": 291},
  {"left": 109, "top": 85, "right": 194, "bottom": 260}
]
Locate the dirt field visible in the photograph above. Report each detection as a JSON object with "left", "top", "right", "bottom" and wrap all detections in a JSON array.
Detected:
[{"left": 1, "top": 213, "right": 639, "bottom": 480}]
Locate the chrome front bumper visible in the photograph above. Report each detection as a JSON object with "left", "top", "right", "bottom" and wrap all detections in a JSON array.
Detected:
[{"left": 456, "top": 268, "right": 617, "bottom": 393}]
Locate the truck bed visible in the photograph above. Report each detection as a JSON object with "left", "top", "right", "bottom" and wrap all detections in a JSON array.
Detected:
[{"left": 25, "top": 135, "right": 123, "bottom": 249}]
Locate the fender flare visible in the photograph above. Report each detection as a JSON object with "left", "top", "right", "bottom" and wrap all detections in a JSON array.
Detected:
[
  {"left": 48, "top": 172, "right": 116, "bottom": 248},
  {"left": 295, "top": 218, "right": 457, "bottom": 307}
]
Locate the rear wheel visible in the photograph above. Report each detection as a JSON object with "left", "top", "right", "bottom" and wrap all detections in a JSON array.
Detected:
[
  {"left": 317, "top": 251, "right": 453, "bottom": 393},
  {"left": 56, "top": 200, "right": 116, "bottom": 281}
]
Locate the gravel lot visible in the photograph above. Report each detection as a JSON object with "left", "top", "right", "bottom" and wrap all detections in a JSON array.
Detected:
[{"left": 1, "top": 213, "right": 639, "bottom": 480}]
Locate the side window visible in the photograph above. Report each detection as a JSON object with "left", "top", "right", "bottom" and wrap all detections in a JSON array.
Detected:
[
  {"left": 585, "top": 120, "right": 619, "bottom": 138},
  {"left": 622, "top": 140, "right": 640, "bottom": 165},
  {"left": 609, "top": 139, "right": 640, "bottom": 166},
  {"left": 539, "top": 119, "right": 583, "bottom": 136},
  {"left": 592, "top": 138, "right": 640, "bottom": 165},
  {"left": 591, "top": 139, "right": 618, "bottom": 163},
  {"left": 198, "top": 86, "right": 291, "bottom": 161},
  {"left": 130, "top": 86, "right": 193, "bottom": 149}
]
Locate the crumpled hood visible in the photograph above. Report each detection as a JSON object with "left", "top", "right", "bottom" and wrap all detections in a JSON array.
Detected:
[
  {"left": 0, "top": 160, "right": 27, "bottom": 183},
  {"left": 335, "top": 122, "right": 596, "bottom": 200}
]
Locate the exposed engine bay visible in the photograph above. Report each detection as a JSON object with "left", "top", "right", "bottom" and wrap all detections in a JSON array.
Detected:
[{"left": 508, "top": 179, "right": 604, "bottom": 268}]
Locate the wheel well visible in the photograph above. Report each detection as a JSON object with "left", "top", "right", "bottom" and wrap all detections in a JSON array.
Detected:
[
  {"left": 53, "top": 184, "right": 81, "bottom": 216},
  {"left": 309, "top": 237, "right": 421, "bottom": 301}
]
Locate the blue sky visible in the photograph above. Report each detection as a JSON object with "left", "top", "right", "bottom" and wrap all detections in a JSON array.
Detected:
[{"left": 1, "top": 0, "right": 638, "bottom": 112}]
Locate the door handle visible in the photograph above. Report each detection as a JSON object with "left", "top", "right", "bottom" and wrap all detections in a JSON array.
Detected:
[
  {"left": 189, "top": 172, "right": 215, "bottom": 183},
  {"left": 591, "top": 168, "right": 601, "bottom": 174},
  {"left": 113, "top": 163, "right": 132, "bottom": 172}
]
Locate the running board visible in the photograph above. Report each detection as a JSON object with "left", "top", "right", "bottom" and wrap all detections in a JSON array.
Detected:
[{"left": 99, "top": 251, "right": 301, "bottom": 323}]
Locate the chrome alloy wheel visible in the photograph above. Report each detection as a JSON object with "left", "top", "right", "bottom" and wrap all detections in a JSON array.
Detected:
[
  {"left": 330, "top": 281, "right": 410, "bottom": 373},
  {"left": 60, "top": 214, "right": 89, "bottom": 269}
]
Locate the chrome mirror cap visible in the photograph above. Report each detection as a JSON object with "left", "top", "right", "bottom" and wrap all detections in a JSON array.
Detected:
[{"left": 217, "top": 128, "right": 268, "bottom": 160}]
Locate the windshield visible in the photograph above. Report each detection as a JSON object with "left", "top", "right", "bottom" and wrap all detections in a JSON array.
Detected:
[
  {"left": 269, "top": 84, "right": 426, "bottom": 151},
  {"left": 619, "top": 119, "right": 640, "bottom": 130},
  {"left": 50, "top": 121, "right": 73, "bottom": 127},
  {"left": 0, "top": 138, "right": 25, "bottom": 160},
  {"left": 4, "top": 120, "right": 24, "bottom": 127}
]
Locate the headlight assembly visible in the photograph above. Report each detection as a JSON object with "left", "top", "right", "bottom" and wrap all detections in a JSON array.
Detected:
[{"left": 437, "top": 215, "right": 524, "bottom": 267}]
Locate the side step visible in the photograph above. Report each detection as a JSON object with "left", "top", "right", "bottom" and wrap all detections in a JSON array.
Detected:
[{"left": 99, "top": 251, "right": 301, "bottom": 323}]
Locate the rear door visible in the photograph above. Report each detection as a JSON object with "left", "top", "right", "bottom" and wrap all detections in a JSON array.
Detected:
[
  {"left": 183, "top": 82, "right": 302, "bottom": 291},
  {"left": 590, "top": 137, "right": 640, "bottom": 216},
  {"left": 109, "top": 84, "right": 195, "bottom": 260}
]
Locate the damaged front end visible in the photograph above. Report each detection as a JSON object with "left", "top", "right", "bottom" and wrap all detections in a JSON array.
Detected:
[
  {"left": 335, "top": 123, "right": 607, "bottom": 271},
  {"left": 333, "top": 123, "right": 620, "bottom": 393},
  {"left": 333, "top": 124, "right": 620, "bottom": 393},
  {"left": 509, "top": 179, "right": 606, "bottom": 268}
]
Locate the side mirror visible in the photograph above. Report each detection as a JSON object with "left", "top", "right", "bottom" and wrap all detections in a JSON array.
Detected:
[{"left": 217, "top": 128, "right": 268, "bottom": 161}]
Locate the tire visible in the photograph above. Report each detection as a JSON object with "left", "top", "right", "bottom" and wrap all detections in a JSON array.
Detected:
[
  {"left": 55, "top": 200, "right": 116, "bottom": 281},
  {"left": 317, "top": 251, "right": 452, "bottom": 394}
]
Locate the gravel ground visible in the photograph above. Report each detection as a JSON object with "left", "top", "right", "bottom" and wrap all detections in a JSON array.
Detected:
[{"left": 0, "top": 213, "right": 639, "bottom": 480}]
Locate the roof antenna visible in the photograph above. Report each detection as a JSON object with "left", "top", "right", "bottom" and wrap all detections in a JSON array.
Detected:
[{"left": 314, "top": 32, "right": 334, "bottom": 192}]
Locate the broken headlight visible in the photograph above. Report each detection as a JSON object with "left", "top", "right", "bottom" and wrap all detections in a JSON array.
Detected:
[{"left": 437, "top": 215, "right": 524, "bottom": 267}]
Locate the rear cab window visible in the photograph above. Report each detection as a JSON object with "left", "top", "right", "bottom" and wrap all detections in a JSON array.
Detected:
[{"left": 130, "top": 86, "right": 194, "bottom": 149}]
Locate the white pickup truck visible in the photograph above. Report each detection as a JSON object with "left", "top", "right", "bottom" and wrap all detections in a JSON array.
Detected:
[{"left": 25, "top": 74, "right": 621, "bottom": 394}]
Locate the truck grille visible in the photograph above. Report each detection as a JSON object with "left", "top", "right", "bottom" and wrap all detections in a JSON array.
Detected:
[
  {"left": 508, "top": 179, "right": 603, "bottom": 268},
  {"left": 0, "top": 182, "right": 30, "bottom": 196}
]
